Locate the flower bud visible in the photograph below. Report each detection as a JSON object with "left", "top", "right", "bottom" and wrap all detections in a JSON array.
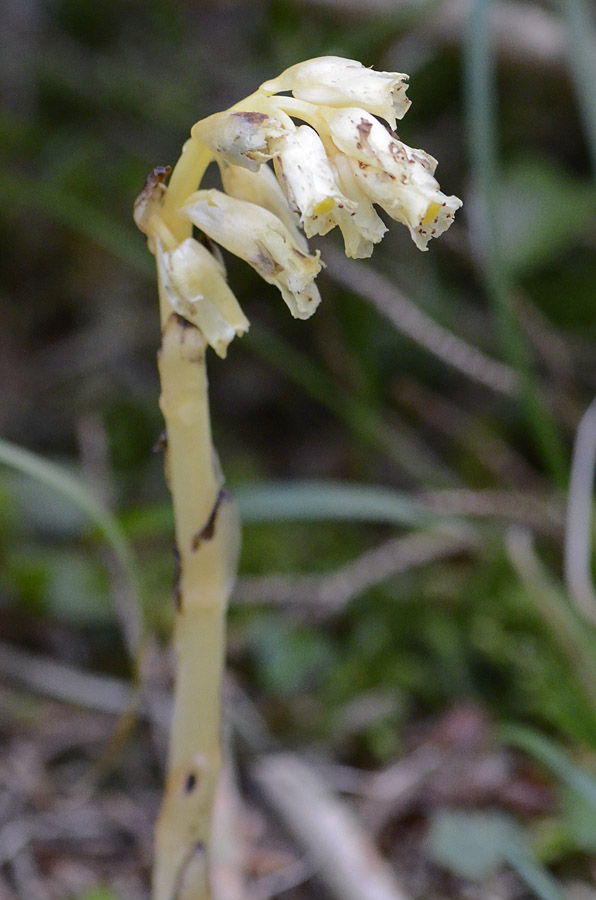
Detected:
[
  {"left": 181, "top": 190, "right": 322, "bottom": 319},
  {"left": 133, "top": 166, "right": 171, "bottom": 250},
  {"left": 261, "top": 56, "right": 410, "bottom": 129},
  {"left": 191, "top": 110, "right": 292, "bottom": 172},
  {"left": 157, "top": 238, "right": 249, "bottom": 357}
]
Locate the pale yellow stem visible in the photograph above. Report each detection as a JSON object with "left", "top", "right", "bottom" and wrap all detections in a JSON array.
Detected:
[
  {"left": 161, "top": 139, "right": 215, "bottom": 244},
  {"left": 153, "top": 310, "right": 240, "bottom": 900},
  {"left": 149, "top": 82, "right": 308, "bottom": 900}
]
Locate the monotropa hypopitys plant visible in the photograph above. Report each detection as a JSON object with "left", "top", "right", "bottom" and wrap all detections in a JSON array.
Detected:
[{"left": 135, "top": 55, "right": 461, "bottom": 900}]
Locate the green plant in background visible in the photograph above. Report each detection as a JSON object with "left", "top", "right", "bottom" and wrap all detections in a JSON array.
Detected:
[
  {"left": 5, "top": 0, "right": 596, "bottom": 895},
  {"left": 134, "top": 55, "right": 460, "bottom": 900}
]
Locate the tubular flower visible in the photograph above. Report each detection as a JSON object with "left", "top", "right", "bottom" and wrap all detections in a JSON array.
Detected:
[
  {"left": 135, "top": 54, "right": 461, "bottom": 346},
  {"left": 220, "top": 161, "right": 308, "bottom": 251},
  {"left": 191, "top": 109, "right": 293, "bottom": 172},
  {"left": 157, "top": 238, "right": 249, "bottom": 358},
  {"left": 261, "top": 56, "right": 411, "bottom": 130},
  {"left": 330, "top": 152, "right": 387, "bottom": 258},
  {"left": 325, "top": 107, "right": 462, "bottom": 250},
  {"left": 181, "top": 189, "right": 322, "bottom": 320},
  {"left": 273, "top": 125, "right": 357, "bottom": 239}
]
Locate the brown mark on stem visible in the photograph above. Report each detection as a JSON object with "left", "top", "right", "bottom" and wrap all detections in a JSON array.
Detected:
[
  {"left": 173, "top": 546, "right": 182, "bottom": 611},
  {"left": 191, "top": 488, "right": 231, "bottom": 551},
  {"left": 184, "top": 771, "right": 198, "bottom": 794},
  {"left": 153, "top": 430, "right": 168, "bottom": 452}
]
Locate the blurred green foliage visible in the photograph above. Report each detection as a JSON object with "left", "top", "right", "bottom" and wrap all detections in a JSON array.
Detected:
[{"left": 3, "top": 0, "right": 596, "bottom": 893}]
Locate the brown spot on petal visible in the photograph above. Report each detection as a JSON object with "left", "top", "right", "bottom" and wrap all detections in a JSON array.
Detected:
[
  {"left": 357, "top": 119, "right": 373, "bottom": 141},
  {"left": 231, "top": 111, "right": 268, "bottom": 125},
  {"left": 253, "top": 241, "right": 284, "bottom": 276}
]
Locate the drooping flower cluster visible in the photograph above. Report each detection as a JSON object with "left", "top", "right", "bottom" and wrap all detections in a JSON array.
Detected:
[{"left": 135, "top": 56, "right": 462, "bottom": 357}]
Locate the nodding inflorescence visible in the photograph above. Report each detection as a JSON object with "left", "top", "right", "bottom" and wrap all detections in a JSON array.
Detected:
[{"left": 134, "top": 55, "right": 462, "bottom": 358}]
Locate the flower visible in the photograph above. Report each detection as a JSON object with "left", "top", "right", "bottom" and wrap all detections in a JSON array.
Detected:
[
  {"left": 180, "top": 189, "right": 323, "bottom": 319},
  {"left": 273, "top": 123, "right": 391, "bottom": 258},
  {"left": 135, "top": 55, "right": 462, "bottom": 342},
  {"left": 220, "top": 161, "right": 308, "bottom": 251},
  {"left": 191, "top": 110, "right": 292, "bottom": 172},
  {"left": 325, "top": 108, "right": 462, "bottom": 250},
  {"left": 348, "top": 157, "right": 462, "bottom": 251},
  {"left": 331, "top": 152, "right": 387, "bottom": 258},
  {"left": 273, "top": 125, "right": 356, "bottom": 238},
  {"left": 261, "top": 56, "right": 411, "bottom": 130},
  {"left": 157, "top": 238, "right": 249, "bottom": 358}
]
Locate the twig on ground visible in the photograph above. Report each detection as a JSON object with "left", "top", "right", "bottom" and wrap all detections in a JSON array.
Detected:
[
  {"left": 253, "top": 753, "right": 412, "bottom": 900},
  {"left": 420, "top": 489, "right": 564, "bottom": 536},
  {"left": 507, "top": 527, "right": 596, "bottom": 712},
  {"left": 210, "top": 757, "right": 247, "bottom": 900},
  {"left": 323, "top": 247, "right": 517, "bottom": 397},
  {"left": 248, "top": 857, "right": 314, "bottom": 900},
  {"left": 565, "top": 396, "right": 596, "bottom": 626},
  {"left": 0, "top": 641, "right": 171, "bottom": 730},
  {"left": 9, "top": 848, "right": 51, "bottom": 900},
  {"left": 417, "top": 0, "right": 571, "bottom": 69},
  {"left": 395, "top": 377, "right": 542, "bottom": 488},
  {"left": 235, "top": 531, "right": 474, "bottom": 617},
  {"left": 362, "top": 747, "right": 442, "bottom": 806}
]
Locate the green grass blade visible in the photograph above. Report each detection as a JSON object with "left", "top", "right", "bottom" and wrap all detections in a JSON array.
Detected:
[
  {"left": 464, "top": 0, "right": 567, "bottom": 487},
  {"left": 552, "top": 0, "right": 596, "bottom": 173},
  {"left": 504, "top": 843, "right": 567, "bottom": 900},
  {"left": 0, "top": 438, "right": 142, "bottom": 632},
  {"left": 501, "top": 725, "right": 596, "bottom": 810},
  {"left": 0, "top": 171, "right": 153, "bottom": 276},
  {"left": 237, "top": 480, "right": 441, "bottom": 526},
  {"left": 122, "top": 480, "right": 455, "bottom": 538}
]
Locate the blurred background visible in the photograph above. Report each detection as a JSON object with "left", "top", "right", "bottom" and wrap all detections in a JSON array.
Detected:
[{"left": 2, "top": 0, "right": 596, "bottom": 898}]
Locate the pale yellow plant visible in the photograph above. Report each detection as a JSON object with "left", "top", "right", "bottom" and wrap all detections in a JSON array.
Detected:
[{"left": 134, "top": 55, "right": 461, "bottom": 900}]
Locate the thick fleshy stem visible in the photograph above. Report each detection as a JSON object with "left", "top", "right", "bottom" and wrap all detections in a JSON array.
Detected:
[{"left": 152, "top": 300, "right": 240, "bottom": 900}]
